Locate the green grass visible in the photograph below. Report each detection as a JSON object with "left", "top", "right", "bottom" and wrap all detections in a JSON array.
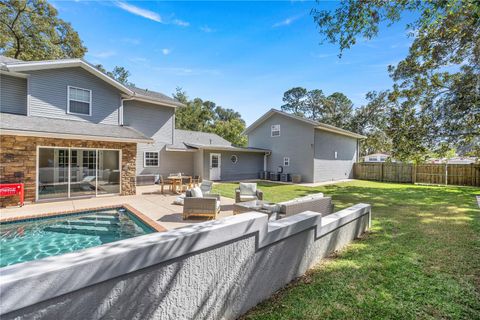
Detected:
[{"left": 212, "top": 180, "right": 480, "bottom": 319}]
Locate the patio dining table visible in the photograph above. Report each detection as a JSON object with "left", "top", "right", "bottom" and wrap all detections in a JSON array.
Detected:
[{"left": 167, "top": 175, "right": 192, "bottom": 194}]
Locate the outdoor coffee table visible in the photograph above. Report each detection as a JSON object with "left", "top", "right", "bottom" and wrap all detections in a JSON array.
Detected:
[{"left": 233, "top": 200, "right": 279, "bottom": 220}]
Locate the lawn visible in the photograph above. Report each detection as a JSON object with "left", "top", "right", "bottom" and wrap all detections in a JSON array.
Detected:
[{"left": 212, "top": 180, "right": 480, "bottom": 319}]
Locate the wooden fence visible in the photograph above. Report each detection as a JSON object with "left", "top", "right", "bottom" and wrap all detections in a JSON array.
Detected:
[{"left": 353, "top": 163, "right": 480, "bottom": 187}]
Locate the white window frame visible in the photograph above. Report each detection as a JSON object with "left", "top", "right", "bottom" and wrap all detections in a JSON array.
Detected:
[
  {"left": 283, "top": 157, "right": 290, "bottom": 166},
  {"left": 144, "top": 151, "right": 160, "bottom": 167},
  {"left": 67, "top": 86, "right": 92, "bottom": 116},
  {"left": 230, "top": 154, "right": 238, "bottom": 164},
  {"left": 271, "top": 124, "right": 280, "bottom": 137}
]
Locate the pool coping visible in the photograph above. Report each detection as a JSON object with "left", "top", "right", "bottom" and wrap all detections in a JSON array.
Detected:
[{"left": 0, "top": 204, "right": 167, "bottom": 232}]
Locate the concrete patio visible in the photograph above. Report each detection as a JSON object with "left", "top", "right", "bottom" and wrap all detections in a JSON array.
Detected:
[{"left": 0, "top": 185, "right": 235, "bottom": 230}]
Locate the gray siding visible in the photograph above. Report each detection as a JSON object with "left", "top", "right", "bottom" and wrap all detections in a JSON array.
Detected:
[
  {"left": 247, "top": 113, "right": 315, "bottom": 183},
  {"left": 123, "top": 100, "right": 193, "bottom": 177},
  {"left": 203, "top": 150, "right": 264, "bottom": 181},
  {"left": 193, "top": 149, "right": 204, "bottom": 179},
  {"left": 313, "top": 129, "right": 357, "bottom": 182},
  {"left": 0, "top": 74, "right": 27, "bottom": 115},
  {"left": 27, "top": 67, "right": 121, "bottom": 124}
]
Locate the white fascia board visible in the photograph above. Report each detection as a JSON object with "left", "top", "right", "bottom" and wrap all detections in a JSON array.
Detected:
[{"left": 7, "top": 60, "right": 134, "bottom": 95}]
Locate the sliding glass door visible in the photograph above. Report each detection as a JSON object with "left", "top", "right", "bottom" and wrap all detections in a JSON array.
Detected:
[
  {"left": 37, "top": 147, "right": 120, "bottom": 201},
  {"left": 70, "top": 149, "right": 97, "bottom": 198},
  {"left": 97, "top": 150, "right": 120, "bottom": 195},
  {"left": 38, "top": 148, "right": 69, "bottom": 200}
]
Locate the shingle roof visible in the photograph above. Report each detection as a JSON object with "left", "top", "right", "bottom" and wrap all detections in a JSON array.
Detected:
[
  {"left": 166, "top": 129, "right": 269, "bottom": 153},
  {"left": 127, "top": 85, "right": 182, "bottom": 106},
  {"left": 0, "top": 113, "right": 153, "bottom": 143},
  {"left": 167, "top": 129, "right": 231, "bottom": 150},
  {"left": 0, "top": 56, "right": 21, "bottom": 63}
]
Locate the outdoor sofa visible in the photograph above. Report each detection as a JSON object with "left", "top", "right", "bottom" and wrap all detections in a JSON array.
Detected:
[
  {"left": 278, "top": 193, "right": 333, "bottom": 217},
  {"left": 183, "top": 185, "right": 221, "bottom": 220}
]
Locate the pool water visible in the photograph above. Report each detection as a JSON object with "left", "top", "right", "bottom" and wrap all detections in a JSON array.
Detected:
[{"left": 0, "top": 208, "right": 155, "bottom": 267}]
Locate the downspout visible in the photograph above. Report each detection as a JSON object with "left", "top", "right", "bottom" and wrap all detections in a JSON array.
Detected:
[
  {"left": 120, "top": 96, "right": 135, "bottom": 126},
  {"left": 264, "top": 152, "right": 271, "bottom": 172}
]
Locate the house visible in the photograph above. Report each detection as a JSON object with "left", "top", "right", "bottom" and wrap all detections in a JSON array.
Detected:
[
  {"left": 363, "top": 153, "right": 392, "bottom": 163},
  {"left": 244, "top": 109, "right": 366, "bottom": 183},
  {"left": 427, "top": 157, "right": 477, "bottom": 164},
  {"left": 0, "top": 55, "right": 266, "bottom": 205}
]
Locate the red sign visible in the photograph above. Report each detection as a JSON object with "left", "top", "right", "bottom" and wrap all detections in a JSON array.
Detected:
[{"left": 0, "top": 183, "right": 24, "bottom": 207}]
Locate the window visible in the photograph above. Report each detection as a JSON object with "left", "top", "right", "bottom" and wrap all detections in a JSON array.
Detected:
[
  {"left": 380, "top": 157, "right": 387, "bottom": 162},
  {"left": 68, "top": 86, "right": 92, "bottom": 116},
  {"left": 271, "top": 124, "right": 280, "bottom": 137},
  {"left": 283, "top": 157, "right": 290, "bottom": 166},
  {"left": 144, "top": 151, "right": 159, "bottom": 167},
  {"left": 368, "top": 157, "right": 377, "bottom": 162},
  {"left": 230, "top": 155, "right": 238, "bottom": 164}
]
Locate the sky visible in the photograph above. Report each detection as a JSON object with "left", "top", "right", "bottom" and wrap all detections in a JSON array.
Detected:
[{"left": 51, "top": 1, "right": 414, "bottom": 125}]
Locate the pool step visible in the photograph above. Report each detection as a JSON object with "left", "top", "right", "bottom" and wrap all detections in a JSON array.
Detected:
[
  {"left": 45, "top": 224, "right": 116, "bottom": 235},
  {"left": 60, "top": 219, "right": 120, "bottom": 227},
  {"left": 79, "top": 214, "right": 119, "bottom": 222}
]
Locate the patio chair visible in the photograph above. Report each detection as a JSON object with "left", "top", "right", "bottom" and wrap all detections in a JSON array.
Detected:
[
  {"left": 180, "top": 176, "right": 192, "bottom": 192},
  {"left": 235, "top": 182, "right": 263, "bottom": 203},
  {"left": 159, "top": 175, "right": 174, "bottom": 194},
  {"left": 199, "top": 180, "right": 214, "bottom": 195},
  {"left": 183, "top": 186, "right": 221, "bottom": 220}
]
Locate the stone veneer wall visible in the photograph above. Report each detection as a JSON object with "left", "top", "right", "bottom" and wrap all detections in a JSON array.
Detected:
[{"left": 0, "top": 135, "right": 137, "bottom": 206}]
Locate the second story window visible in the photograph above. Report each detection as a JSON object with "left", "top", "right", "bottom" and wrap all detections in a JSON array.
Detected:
[
  {"left": 283, "top": 157, "right": 290, "bottom": 166},
  {"left": 68, "top": 86, "right": 92, "bottom": 116},
  {"left": 271, "top": 124, "right": 280, "bottom": 137}
]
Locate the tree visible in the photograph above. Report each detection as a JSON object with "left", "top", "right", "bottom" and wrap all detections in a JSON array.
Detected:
[
  {"left": 351, "top": 91, "right": 392, "bottom": 157},
  {"left": 304, "top": 89, "right": 326, "bottom": 120},
  {"left": 321, "top": 92, "right": 354, "bottom": 130},
  {"left": 0, "top": 0, "right": 87, "bottom": 60},
  {"left": 95, "top": 64, "right": 134, "bottom": 86},
  {"left": 312, "top": 0, "right": 480, "bottom": 159},
  {"left": 173, "top": 88, "right": 248, "bottom": 146},
  {"left": 281, "top": 87, "right": 308, "bottom": 116}
]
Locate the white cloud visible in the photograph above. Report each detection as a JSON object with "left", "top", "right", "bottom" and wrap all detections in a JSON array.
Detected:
[
  {"left": 173, "top": 19, "right": 189, "bottom": 27},
  {"left": 90, "top": 50, "right": 116, "bottom": 58},
  {"left": 272, "top": 15, "right": 301, "bottom": 28},
  {"left": 115, "top": 1, "right": 162, "bottom": 23},
  {"left": 162, "top": 48, "right": 171, "bottom": 55},
  {"left": 200, "top": 25, "right": 215, "bottom": 33}
]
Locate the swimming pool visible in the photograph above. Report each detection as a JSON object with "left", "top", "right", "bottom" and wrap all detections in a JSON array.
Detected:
[{"left": 0, "top": 207, "right": 156, "bottom": 267}]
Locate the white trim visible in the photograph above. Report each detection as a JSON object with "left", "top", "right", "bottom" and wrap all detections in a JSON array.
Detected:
[
  {"left": 271, "top": 124, "right": 280, "bottom": 137},
  {"left": 0, "top": 129, "right": 153, "bottom": 143},
  {"left": 125, "top": 95, "right": 183, "bottom": 108},
  {"left": 67, "top": 85, "right": 92, "bottom": 116},
  {"left": 243, "top": 108, "right": 366, "bottom": 139},
  {"left": 26, "top": 76, "right": 31, "bottom": 116},
  {"left": 7, "top": 59, "right": 134, "bottom": 95},
  {"left": 0, "top": 70, "right": 28, "bottom": 78},
  {"left": 209, "top": 153, "right": 221, "bottom": 180},
  {"left": 230, "top": 154, "right": 238, "bottom": 164},
  {"left": 143, "top": 151, "right": 160, "bottom": 167},
  {"left": 283, "top": 157, "right": 290, "bottom": 166}
]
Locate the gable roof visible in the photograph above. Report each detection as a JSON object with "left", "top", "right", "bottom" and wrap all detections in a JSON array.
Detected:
[
  {"left": 244, "top": 108, "right": 366, "bottom": 139},
  {"left": 0, "top": 56, "right": 184, "bottom": 108},
  {"left": 0, "top": 113, "right": 153, "bottom": 143},
  {"left": 166, "top": 129, "right": 269, "bottom": 153}
]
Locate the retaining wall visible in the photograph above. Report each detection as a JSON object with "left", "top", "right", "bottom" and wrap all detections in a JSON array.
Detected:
[{"left": 1, "top": 204, "right": 371, "bottom": 319}]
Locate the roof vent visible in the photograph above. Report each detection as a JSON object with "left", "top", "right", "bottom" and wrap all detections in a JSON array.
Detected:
[{"left": 209, "top": 139, "right": 212, "bottom": 145}]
